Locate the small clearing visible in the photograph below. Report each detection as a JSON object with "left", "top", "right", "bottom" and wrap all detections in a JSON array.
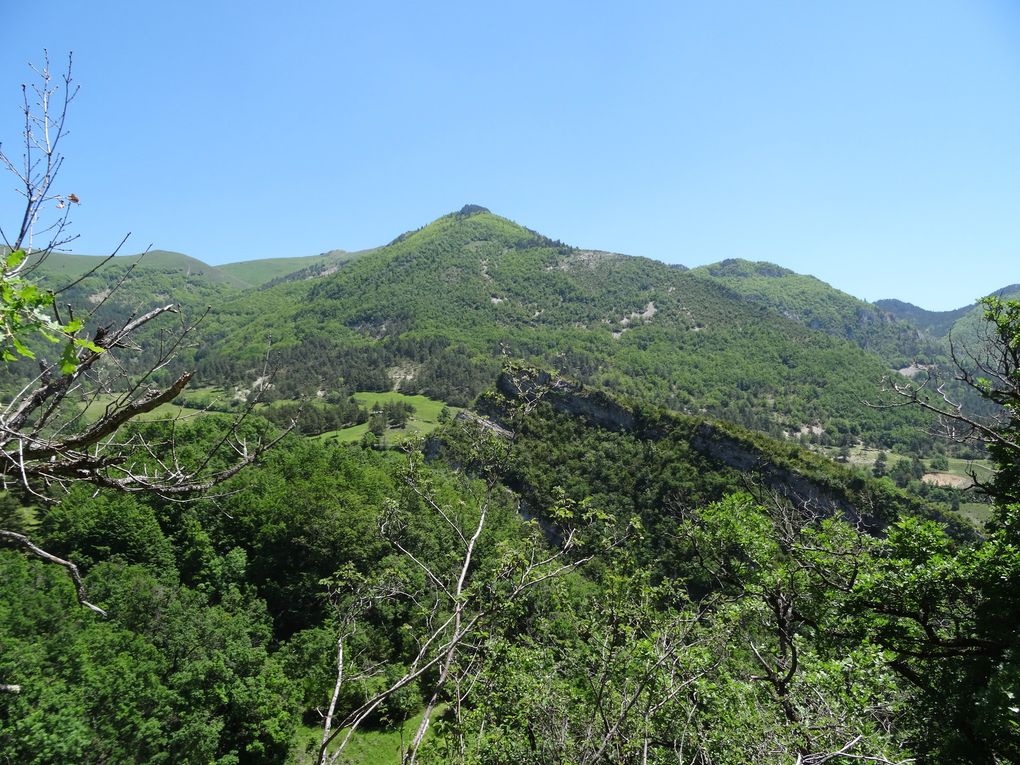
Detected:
[
  {"left": 387, "top": 364, "right": 419, "bottom": 390},
  {"left": 922, "top": 472, "right": 972, "bottom": 488},
  {"left": 320, "top": 390, "right": 458, "bottom": 445},
  {"left": 898, "top": 363, "right": 934, "bottom": 378}
]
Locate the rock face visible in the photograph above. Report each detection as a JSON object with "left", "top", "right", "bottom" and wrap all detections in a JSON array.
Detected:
[
  {"left": 454, "top": 409, "right": 513, "bottom": 439},
  {"left": 495, "top": 369, "right": 635, "bottom": 432},
  {"left": 489, "top": 368, "right": 957, "bottom": 534},
  {"left": 689, "top": 422, "right": 879, "bottom": 528},
  {"left": 457, "top": 204, "right": 491, "bottom": 216}
]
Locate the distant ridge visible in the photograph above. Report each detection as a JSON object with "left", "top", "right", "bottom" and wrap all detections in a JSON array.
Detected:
[
  {"left": 877, "top": 283, "right": 1020, "bottom": 339},
  {"left": 691, "top": 257, "right": 935, "bottom": 363},
  {"left": 29, "top": 249, "right": 248, "bottom": 289}
]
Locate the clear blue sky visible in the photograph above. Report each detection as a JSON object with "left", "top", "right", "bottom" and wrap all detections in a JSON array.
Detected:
[{"left": 1, "top": 1, "right": 1018, "bottom": 310}]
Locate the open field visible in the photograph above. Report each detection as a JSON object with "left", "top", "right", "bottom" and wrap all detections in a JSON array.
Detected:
[
  {"left": 320, "top": 391, "right": 457, "bottom": 445},
  {"left": 946, "top": 457, "right": 994, "bottom": 481},
  {"left": 74, "top": 385, "right": 456, "bottom": 448},
  {"left": 958, "top": 502, "right": 994, "bottom": 526},
  {"left": 822, "top": 445, "right": 994, "bottom": 478},
  {"left": 80, "top": 392, "right": 209, "bottom": 424}
]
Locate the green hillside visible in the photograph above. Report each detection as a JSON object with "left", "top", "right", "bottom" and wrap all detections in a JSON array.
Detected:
[
  {"left": 192, "top": 208, "right": 936, "bottom": 451},
  {"left": 29, "top": 249, "right": 249, "bottom": 289},
  {"left": 876, "top": 283, "right": 1020, "bottom": 340},
  {"left": 2, "top": 214, "right": 1012, "bottom": 765},
  {"left": 874, "top": 297, "right": 972, "bottom": 338},
  {"left": 0, "top": 249, "right": 249, "bottom": 395},
  {"left": 3, "top": 210, "right": 963, "bottom": 455},
  {"left": 692, "top": 258, "right": 936, "bottom": 365},
  {"left": 217, "top": 249, "right": 368, "bottom": 287}
]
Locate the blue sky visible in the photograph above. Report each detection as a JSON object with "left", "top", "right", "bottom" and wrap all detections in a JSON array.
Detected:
[{"left": 1, "top": 2, "right": 1018, "bottom": 310}]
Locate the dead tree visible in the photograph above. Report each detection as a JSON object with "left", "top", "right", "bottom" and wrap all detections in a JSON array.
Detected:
[
  {"left": 317, "top": 422, "right": 624, "bottom": 765},
  {"left": 0, "top": 52, "right": 287, "bottom": 624}
]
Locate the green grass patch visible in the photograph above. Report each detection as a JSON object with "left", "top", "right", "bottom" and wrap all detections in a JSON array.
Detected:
[
  {"left": 175, "top": 385, "right": 236, "bottom": 408},
  {"left": 218, "top": 249, "right": 368, "bottom": 287},
  {"left": 319, "top": 391, "right": 459, "bottom": 446},
  {"left": 77, "top": 386, "right": 458, "bottom": 446},
  {"left": 352, "top": 391, "right": 448, "bottom": 421},
  {"left": 79, "top": 392, "right": 208, "bottom": 424},
  {"left": 323, "top": 421, "right": 374, "bottom": 444},
  {"left": 959, "top": 502, "right": 994, "bottom": 526},
  {"left": 945, "top": 457, "right": 994, "bottom": 481},
  {"left": 288, "top": 709, "right": 437, "bottom": 765}
]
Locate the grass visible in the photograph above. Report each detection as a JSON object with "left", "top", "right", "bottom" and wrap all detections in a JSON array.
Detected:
[
  {"left": 319, "top": 391, "right": 458, "bottom": 445},
  {"left": 218, "top": 249, "right": 370, "bottom": 287},
  {"left": 959, "top": 502, "right": 994, "bottom": 526},
  {"left": 944, "top": 457, "right": 994, "bottom": 481},
  {"left": 79, "top": 392, "right": 209, "bottom": 424},
  {"left": 288, "top": 709, "right": 438, "bottom": 765},
  {"left": 75, "top": 385, "right": 457, "bottom": 447},
  {"left": 31, "top": 250, "right": 248, "bottom": 287},
  {"left": 822, "top": 445, "right": 994, "bottom": 477},
  {"left": 218, "top": 253, "right": 338, "bottom": 287},
  {"left": 175, "top": 385, "right": 235, "bottom": 408}
]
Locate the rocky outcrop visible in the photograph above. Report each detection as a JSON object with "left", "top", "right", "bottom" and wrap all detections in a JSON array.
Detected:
[
  {"left": 495, "top": 370, "right": 635, "bottom": 432},
  {"left": 490, "top": 368, "right": 947, "bottom": 534},
  {"left": 690, "top": 422, "right": 882, "bottom": 528}
]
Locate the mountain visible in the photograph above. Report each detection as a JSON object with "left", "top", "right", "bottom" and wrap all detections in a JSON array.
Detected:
[
  {"left": 191, "top": 207, "right": 935, "bottom": 451},
  {"left": 877, "top": 284, "right": 1020, "bottom": 340},
  {"left": 691, "top": 259, "right": 935, "bottom": 365},
  {"left": 24, "top": 250, "right": 243, "bottom": 331},
  {"left": 10, "top": 209, "right": 978, "bottom": 454},
  {"left": 218, "top": 249, "right": 370, "bottom": 287},
  {"left": 28, "top": 249, "right": 248, "bottom": 289},
  {"left": 873, "top": 298, "right": 972, "bottom": 339}
]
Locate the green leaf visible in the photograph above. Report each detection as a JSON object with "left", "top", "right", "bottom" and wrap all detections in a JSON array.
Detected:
[
  {"left": 73, "top": 337, "right": 104, "bottom": 354},
  {"left": 59, "top": 340, "right": 79, "bottom": 375},
  {"left": 4, "top": 249, "right": 27, "bottom": 270},
  {"left": 11, "top": 335, "right": 35, "bottom": 359}
]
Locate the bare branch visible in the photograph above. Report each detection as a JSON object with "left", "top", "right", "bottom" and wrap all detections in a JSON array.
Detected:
[{"left": 0, "top": 530, "right": 106, "bottom": 615}]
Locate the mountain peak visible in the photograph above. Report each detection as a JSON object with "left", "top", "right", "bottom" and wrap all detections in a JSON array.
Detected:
[
  {"left": 703, "top": 259, "right": 795, "bottom": 279},
  {"left": 456, "top": 204, "right": 491, "bottom": 217}
]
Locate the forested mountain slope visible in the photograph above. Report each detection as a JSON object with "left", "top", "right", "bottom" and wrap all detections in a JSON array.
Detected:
[
  {"left": 2, "top": 213, "right": 1014, "bottom": 764},
  {"left": 7, "top": 208, "right": 957, "bottom": 452},
  {"left": 193, "top": 207, "right": 934, "bottom": 450},
  {"left": 0, "top": 366, "right": 978, "bottom": 763},
  {"left": 874, "top": 298, "right": 973, "bottom": 339},
  {"left": 877, "top": 283, "right": 1020, "bottom": 341},
  {"left": 477, "top": 367, "right": 971, "bottom": 539},
  {"left": 692, "top": 258, "right": 937, "bottom": 365},
  {"left": 25, "top": 249, "right": 245, "bottom": 316}
]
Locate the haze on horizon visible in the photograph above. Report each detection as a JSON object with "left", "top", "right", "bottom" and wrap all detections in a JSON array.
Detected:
[{"left": 1, "top": 1, "right": 1018, "bottom": 312}]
